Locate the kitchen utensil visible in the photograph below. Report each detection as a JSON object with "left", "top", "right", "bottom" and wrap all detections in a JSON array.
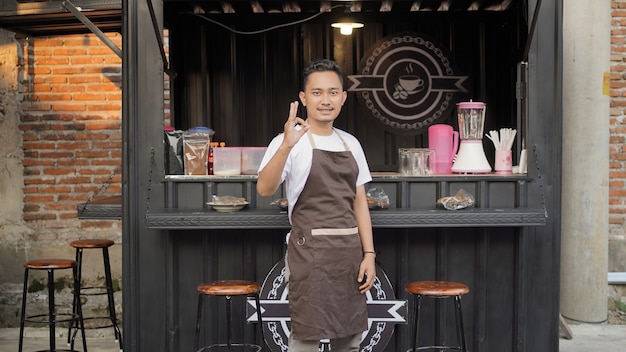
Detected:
[
  {"left": 452, "top": 101, "right": 491, "bottom": 173},
  {"left": 428, "top": 124, "right": 459, "bottom": 174},
  {"left": 398, "top": 148, "right": 435, "bottom": 176},
  {"left": 206, "top": 202, "right": 249, "bottom": 212}
]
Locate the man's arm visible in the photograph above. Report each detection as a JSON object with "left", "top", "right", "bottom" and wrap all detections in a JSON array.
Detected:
[
  {"left": 355, "top": 184, "right": 376, "bottom": 294},
  {"left": 257, "top": 144, "right": 291, "bottom": 196},
  {"left": 257, "top": 101, "right": 309, "bottom": 197}
]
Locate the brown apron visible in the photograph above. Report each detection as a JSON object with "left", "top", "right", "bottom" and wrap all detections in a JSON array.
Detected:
[{"left": 287, "top": 131, "right": 367, "bottom": 341}]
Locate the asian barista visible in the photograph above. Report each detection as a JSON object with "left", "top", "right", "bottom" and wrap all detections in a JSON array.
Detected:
[{"left": 257, "top": 59, "right": 376, "bottom": 352}]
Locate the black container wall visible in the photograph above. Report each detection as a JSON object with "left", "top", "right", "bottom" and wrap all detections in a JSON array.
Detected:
[
  {"left": 167, "top": 226, "right": 523, "bottom": 352},
  {"left": 123, "top": 1, "right": 562, "bottom": 352},
  {"left": 167, "top": 9, "right": 525, "bottom": 170}
]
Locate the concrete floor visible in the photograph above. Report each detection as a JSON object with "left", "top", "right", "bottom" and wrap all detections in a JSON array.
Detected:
[
  {"left": 559, "top": 324, "right": 626, "bottom": 352},
  {"left": 1, "top": 324, "right": 625, "bottom": 352},
  {"left": 0, "top": 327, "right": 122, "bottom": 352}
]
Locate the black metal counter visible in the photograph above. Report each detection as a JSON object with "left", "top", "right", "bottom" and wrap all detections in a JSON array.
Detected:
[
  {"left": 86, "top": 173, "right": 550, "bottom": 352},
  {"left": 144, "top": 207, "right": 546, "bottom": 229},
  {"left": 78, "top": 173, "right": 547, "bottom": 229}
]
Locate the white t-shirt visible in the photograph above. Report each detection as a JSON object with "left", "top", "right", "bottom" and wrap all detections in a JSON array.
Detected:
[{"left": 258, "top": 128, "right": 372, "bottom": 226}]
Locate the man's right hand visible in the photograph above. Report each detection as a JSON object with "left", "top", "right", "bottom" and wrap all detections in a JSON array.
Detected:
[
  {"left": 282, "top": 101, "right": 309, "bottom": 148},
  {"left": 257, "top": 101, "right": 309, "bottom": 197}
]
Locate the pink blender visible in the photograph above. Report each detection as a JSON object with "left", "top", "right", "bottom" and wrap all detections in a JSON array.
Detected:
[
  {"left": 451, "top": 101, "right": 491, "bottom": 173},
  {"left": 428, "top": 124, "right": 458, "bottom": 174}
]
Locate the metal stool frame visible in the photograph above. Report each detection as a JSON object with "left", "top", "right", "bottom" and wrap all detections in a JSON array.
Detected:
[
  {"left": 405, "top": 281, "right": 469, "bottom": 352},
  {"left": 68, "top": 241, "right": 123, "bottom": 351},
  {"left": 410, "top": 293, "right": 468, "bottom": 352},
  {"left": 194, "top": 283, "right": 264, "bottom": 352},
  {"left": 19, "top": 260, "right": 88, "bottom": 352}
]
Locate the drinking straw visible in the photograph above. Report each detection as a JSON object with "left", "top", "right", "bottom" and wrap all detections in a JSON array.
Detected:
[{"left": 486, "top": 128, "right": 516, "bottom": 151}]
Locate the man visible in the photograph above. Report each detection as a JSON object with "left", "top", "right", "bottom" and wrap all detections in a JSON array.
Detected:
[{"left": 257, "top": 59, "right": 376, "bottom": 352}]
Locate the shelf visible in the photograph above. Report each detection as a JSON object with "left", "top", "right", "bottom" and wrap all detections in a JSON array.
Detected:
[
  {"left": 77, "top": 195, "right": 122, "bottom": 220},
  {"left": 164, "top": 172, "right": 531, "bottom": 182},
  {"left": 77, "top": 174, "right": 540, "bottom": 222},
  {"left": 144, "top": 207, "right": 546, "bottom": 229}
]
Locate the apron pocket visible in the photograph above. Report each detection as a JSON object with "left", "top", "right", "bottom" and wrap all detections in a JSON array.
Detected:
[{"left": 310, "top": 227, "right": 361, "bottom": 295}]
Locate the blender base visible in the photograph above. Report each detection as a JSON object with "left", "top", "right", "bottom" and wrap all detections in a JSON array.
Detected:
[{"left": 452, "top": 140, "right": 492, "bottom": 174}]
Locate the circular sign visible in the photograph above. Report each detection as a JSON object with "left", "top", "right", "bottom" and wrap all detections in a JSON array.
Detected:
[
  {"left": 247, "top": 260, "right": 407, "bottom": 352},
  {"left": 347, "top": 32, "right": 468, "bottom": 132}
]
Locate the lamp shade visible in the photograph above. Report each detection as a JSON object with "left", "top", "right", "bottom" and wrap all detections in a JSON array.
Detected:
[{"left": 331, "top": 21, "right": 364, "bottom": 35}]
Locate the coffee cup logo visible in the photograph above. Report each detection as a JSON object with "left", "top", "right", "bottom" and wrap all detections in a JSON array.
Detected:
[
  {"left": 399, "top": 75, "right": 424, "bottom": 93},
  {"left": 348, "top": 32, "right": 469, "bottom": 131},
  {"left": 394, "top": 64, "right": 425, "bottom": 100}
]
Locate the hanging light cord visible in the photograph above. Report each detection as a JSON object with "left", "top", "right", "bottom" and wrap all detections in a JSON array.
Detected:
[{"left": 192, "top": 4, "right": 343, "bottom": 35}]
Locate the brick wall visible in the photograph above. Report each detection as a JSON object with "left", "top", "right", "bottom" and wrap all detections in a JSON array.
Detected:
[
  {"left": 610, "top": 1, "right": 626, "bottom": 274},
  {"left": 19, "top": 34, "right": 123, "bottom": 238},
  {"left": 611, "top": 2, "right": 626, "bottom": 236}
]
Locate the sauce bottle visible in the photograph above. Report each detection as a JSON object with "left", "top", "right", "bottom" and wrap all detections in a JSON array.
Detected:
[{"left": 207, "top": 142, "right": 218, "bottom": 175}]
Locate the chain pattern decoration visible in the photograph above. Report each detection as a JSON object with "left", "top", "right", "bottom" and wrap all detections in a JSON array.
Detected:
[
  {"left": 361, "top": 323, "right": 386, "bottom": 352},
  {"left": 268, "top": 322, "right": 289, "bottom": 351},
  {"left": 532, "top": 144, "right": 548, "bottom": 218},
  {"left": 359, "top": 34, "right": 456, "bottom": 130},
  {"left": 146, "top": 147, "right": 155, "bottom": 213}
]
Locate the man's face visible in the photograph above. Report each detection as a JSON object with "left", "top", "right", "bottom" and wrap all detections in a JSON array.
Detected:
[{"left": 299, "top": 71, "right": 348, "bottom": 124}]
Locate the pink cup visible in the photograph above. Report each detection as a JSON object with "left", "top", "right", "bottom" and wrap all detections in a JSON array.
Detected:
[
  {"left": 428, "top": 124, "right": 459, "bottom": 174},
  {"left": 494, "top": 150, "right": 513, "bottom": 175}
]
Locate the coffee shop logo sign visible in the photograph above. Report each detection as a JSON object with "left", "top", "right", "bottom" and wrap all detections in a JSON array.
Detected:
[
  {"left": 248, "top": 260, "right": 407, "bottom": 352},
  {"left": 348, "top": 32, "right": 468, "bottom": 131}
]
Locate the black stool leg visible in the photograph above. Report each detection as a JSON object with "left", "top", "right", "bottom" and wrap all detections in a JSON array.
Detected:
[
  {"left": 411, "top": 294, "right": 422, "bottom": 352},
  {"left": 226, "top": 296, "right": 233, "bottom": 349},
  {"left": 18, "top": 268, "right": 29, "bottom": 352},
  {"left": 454, "top": 295, "right": 467, "bottom": 352},
  {"left": 103, "top": 247, "right": 123, "bottom": 350},
  {"left": 195, "top": 294, "right": 203, "bottom": 352},
  {"left": 73, "top": 264, "right": 89, "bottom": 352},
  {"left": 69, "top": 247, "right": 83, "bottom": 347},
  {"left": 47, "top": 268, "right": 56, "bottom": 352},
  {"left": 254, "top": 292, "right": 264, "bottom": 348}
]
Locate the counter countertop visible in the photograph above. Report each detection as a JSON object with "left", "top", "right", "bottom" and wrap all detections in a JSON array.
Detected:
[
  {"left": 144, "top": 207, "right": 546, "bottom": 229},
  {"left": 164, "top": 172, "right": 531, "bottom": 182}
]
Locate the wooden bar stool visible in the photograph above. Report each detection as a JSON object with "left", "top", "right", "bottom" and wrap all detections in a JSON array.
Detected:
[
  {"left": 19, "top": 258, "right": 87, "bottom": 352},
  {"left": 405, "top": 281, "right": 469, "bottom": 352},
  {"left": 68, "top": 239, "right": 122, "bottom": 351},
  {"left": 194, "top": 280, "right": 264, "bottom": 352}
]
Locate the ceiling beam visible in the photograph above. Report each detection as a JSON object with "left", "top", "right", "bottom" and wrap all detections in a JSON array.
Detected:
[{"left": 379, "top": 0, "right": 393, "bottom": 12}]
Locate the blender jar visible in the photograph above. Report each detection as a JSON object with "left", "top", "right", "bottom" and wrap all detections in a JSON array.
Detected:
[{"left": 457, "top": 101, "right": 486, "bottom": 140}]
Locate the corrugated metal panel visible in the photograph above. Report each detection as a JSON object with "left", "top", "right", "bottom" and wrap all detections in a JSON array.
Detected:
[
  {"left": 0, "top": 0, "right": 122, "bottom": 36},
  {"left": 0, "top": 0, "right": 519, "bottom": 37}
]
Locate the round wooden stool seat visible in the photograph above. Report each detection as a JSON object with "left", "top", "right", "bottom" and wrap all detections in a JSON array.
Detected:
[
  {"left": 70, "top": 239, "right": 115, "bottom": 249},
  {"left": 406, "top": 280, "right": 470, "bottom": 352},
  {"left": 406, "top": 281, "right": 470, "bottom": 297},
  {"left": 24, "top": 259, "right": 76, "bottom": 270},
  {"left": 195, "top": 279, "right": 264, "bottom": 352},
  {"left": 197, "top": 280, "right": 260, "bottom": 296}
]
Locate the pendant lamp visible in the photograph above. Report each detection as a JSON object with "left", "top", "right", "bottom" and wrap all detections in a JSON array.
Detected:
[
  {"left": 331, "top": 6, "right": 363, "bottom": 35},
  {"left": 331, "top": 21, "right": 364, "bottom": 35}
]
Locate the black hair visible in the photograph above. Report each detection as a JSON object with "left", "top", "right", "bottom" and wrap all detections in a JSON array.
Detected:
[{"left": 302, "top": 59, "right": 344, "bottom": 90}]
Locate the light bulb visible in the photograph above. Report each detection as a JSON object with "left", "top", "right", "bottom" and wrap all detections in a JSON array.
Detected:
[{"left": 331, "top": 22, "right": 364, "bottom": 36}]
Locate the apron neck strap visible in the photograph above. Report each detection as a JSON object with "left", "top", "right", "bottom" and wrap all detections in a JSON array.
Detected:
[{"left": 306, "top": 129, "right": 351, "bottom": 151}]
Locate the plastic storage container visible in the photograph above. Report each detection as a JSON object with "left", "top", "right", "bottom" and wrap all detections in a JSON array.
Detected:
[
  {"left": 213, "top": 147, "right": 242, "bottom": 175},
  {"left": 240, "top": 147, "right": 267, "bottom": 175},
  {"left": 183, "top": 127, "right": 213, "bottom": 176},
  {"left": 164, "top": 126, "right": 184, "bottom": 175}
]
